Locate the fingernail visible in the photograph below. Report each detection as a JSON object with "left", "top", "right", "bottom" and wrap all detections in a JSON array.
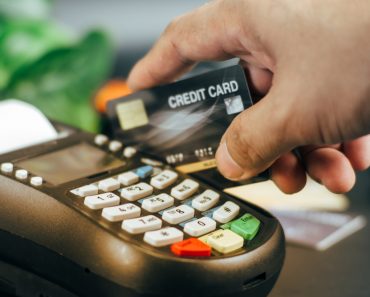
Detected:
[{"left": 216, "top": 142, "right": 245, "bottom": 180}]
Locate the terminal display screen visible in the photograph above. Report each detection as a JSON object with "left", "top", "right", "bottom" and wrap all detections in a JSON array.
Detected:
[{"left": 17, "top": 143, "right": 124, "bottom": 185}]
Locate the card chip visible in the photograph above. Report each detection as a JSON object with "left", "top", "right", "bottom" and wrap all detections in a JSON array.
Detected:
[
  {"left": 224, "top": 95, "right": 245, "bottom": 115},
  {"left": 116, "top": 99, "right": 149, "bottom": 130}
]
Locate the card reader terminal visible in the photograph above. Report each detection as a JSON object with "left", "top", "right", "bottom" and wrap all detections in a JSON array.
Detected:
[{"left": 0, "top": 129, "right": 284, "bottom": 297}]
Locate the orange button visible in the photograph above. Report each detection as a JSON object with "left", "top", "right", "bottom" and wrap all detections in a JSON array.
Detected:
[{"left": 171, "top": 238, "right": 212, "bottom": 257}]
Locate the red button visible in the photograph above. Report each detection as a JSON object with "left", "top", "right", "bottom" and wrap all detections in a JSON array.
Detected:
[{"left": 171, "top": 238, "right": 212, "bottom": 257}]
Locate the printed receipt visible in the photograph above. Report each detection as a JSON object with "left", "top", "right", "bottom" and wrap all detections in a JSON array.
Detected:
[{"left": 0, "top": 99, "right": 58, "bottom": 154}]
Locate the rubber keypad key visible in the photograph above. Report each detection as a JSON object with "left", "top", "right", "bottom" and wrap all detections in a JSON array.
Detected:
[
  {"left": 205, "top": 229, "right": 244, "bottom": 254},
  {"left": 171, "top": 238, "right": 211, "bottom": 257},
  {"left": 229, "top": 214, "right": 261, "bottom": 240}
]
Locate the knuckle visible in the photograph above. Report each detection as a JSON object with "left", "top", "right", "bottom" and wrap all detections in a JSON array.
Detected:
[{"left": 164, "top": 16, "right": 182, "bottom": 37}]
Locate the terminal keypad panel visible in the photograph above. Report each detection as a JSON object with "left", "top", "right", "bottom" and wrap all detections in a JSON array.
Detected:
[{"left": 1, "top": 134, "right": 263, "bottom": 259}]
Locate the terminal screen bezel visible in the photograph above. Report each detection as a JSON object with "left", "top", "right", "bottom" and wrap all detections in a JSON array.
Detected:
[{"left": 16, "top": 142, "right": 124, "bottom": 185}]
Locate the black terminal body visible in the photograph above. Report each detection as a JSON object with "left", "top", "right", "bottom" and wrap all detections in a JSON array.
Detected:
[{"left": 0, "top": 126, "right": 285, "bottom": 297}]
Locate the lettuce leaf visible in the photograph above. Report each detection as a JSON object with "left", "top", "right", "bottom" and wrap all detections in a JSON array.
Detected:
[
  {"left": 3, "top": 31, "right": 113, "bottom": 132},
  {"left": 0, "top": 19, "right": 71, "bottom": 88}
]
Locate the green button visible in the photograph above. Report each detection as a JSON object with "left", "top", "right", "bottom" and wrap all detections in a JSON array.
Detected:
[
  {"left": 230, "top": 214, "right": 260, "bottom": 240},
  {"left": 220, "top": 222, "right": 232, "bottom": 230}
]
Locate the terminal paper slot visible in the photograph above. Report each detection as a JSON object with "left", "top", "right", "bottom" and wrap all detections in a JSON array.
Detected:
[{"left": 243, "top": 273, "right": 267, "bottom": 290}]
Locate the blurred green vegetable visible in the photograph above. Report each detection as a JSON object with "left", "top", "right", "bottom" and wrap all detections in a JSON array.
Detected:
[
  {"left": 3, "top": 31, "right": 113, "bottom": 132},
  {"left": 0, "top": 19, "right": 71, "bottom": 88},
  {"left": 0, "top": 0, "right": 114, "bottom": 132}
]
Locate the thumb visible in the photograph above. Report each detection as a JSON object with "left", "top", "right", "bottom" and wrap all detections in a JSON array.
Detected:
[{"left": 215, "top": 89, "right": 298, "bottom": 180}]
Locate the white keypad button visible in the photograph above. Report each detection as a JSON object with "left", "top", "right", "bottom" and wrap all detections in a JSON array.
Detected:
[
  {"left": 109, "top": 140, "right": 123, "bottom": 152},
  {"left": 120, "top": 182, "right": 153, "bottom": 201},
  {"left": 71, "top": 184, "right": 98, "bottom": 197},
  {"left": 122, "top": 215, "right": 162, "bottom": 234},
  {"left": 170, "top": 179, "right": 199, "bottom": 200},
  {"left": 142, "top": 193, "right": 174, "bottom": 213},
  {"left": 15, "top": 169, "right": 28, "bottom": 180},
  {"left": 192, "top": 190, "right": 220, "bottom": 211},
  {"left": 94, "top": 134, "right": 108, "bottom": 146},
  {"left": 144, "top": 227, "right": 184, "bottom": 247},
  {"left": 150, "top": 170, "right": 178, "bottom": 189},
  {"left": 84, "top": 192, "right": 120, "bottom": 210},
  {"left": 102, "top": 203, "right": 141, "bottom": 222},
  {"left": 123, "top": 147, "right": 137, "bottom": 158},
  {"left": 1, "top": 163, "right": 13, "bottom": 173},
  {"left": 212, "top": 201, "right": 240, "bottom": 223},
  {"left": 98, "top": 178, "right": 120, "bottom": 192},
  {"left": 162, "top": 205, "right": 195, "bottom": 224},
  {"left": 118, "top": 172, "right": 139, "bottom": 186},
  {"left": 184, "top": 217, "right": 217, "bottom": 237},
  {"left": 30, "top": 176, "right": 43, "bottom": 186}
]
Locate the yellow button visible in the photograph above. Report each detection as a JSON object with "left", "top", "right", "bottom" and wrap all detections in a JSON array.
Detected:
[
  {"left": 198, "top": 229, "right": 233, "bottom": 244},
  {"left": 205, "top": 229, "right": 244, "bottom": 254},
  {"left": 199, "top": 230, "right": 244, "bottom": 254},
  {"left": 198, "top": 230, "right": 218, "bottom": 244}
]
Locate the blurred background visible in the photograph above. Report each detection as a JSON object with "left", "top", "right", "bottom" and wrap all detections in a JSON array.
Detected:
[
  {"left": 53, "top": 0, "right": 207, "bottom": 77},
  {"left": 1, "top": 2, "right": 369, "bottom": 296},
  {"left": 0, "top": 0, "right": 207, "bottom": 132}
]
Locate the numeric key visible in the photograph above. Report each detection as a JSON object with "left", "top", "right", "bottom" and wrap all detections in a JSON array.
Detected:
[
  {"left": 102, "top": 203, "right": 141, "bottom": 222},
  {"left": 184, "top": 217, "right": 217, "bottom": 237},
  {"left": 162, "top": 205, "right": 195, "bottom": 224},
  {"left": 84, "top": 192, "right": 120, "bottom": 210},
  {"left": 120, "top": 182, "right": 153, "bottom": 201},
  {"left": 122, "top": 215, "right": 162, "bottom": 234},
  {"left": 150, "top": 170, "right": 178, "bottom": 189},
  {"left": 192, "top": 190, "right": 220, "bottom": 211},
  {"left": 142, "top": 193, "right": 174, "bottom": 213},
  {"left": 171, "top": 179, "right": 199, "bottom": 200}
]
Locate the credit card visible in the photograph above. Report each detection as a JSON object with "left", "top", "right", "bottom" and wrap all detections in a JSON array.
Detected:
[{"left": 107, "top": 65, "right": 253, "bottom": 171}]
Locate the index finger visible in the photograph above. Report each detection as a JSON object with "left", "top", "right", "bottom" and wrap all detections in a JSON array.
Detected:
[{"left": 127, "top": 1, "right": 240, "bottom": 90}]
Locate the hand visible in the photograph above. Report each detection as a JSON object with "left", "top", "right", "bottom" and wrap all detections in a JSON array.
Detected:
[{"left": 127, "top": 0, "right": 370, "bottom": 193}]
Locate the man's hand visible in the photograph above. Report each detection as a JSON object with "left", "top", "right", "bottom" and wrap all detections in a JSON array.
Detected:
[{"left": 127, "top": 0, "right": 370, "bottom": 194}]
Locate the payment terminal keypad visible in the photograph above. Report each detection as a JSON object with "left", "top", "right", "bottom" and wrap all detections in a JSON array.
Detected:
[
  {"left": 68, "top": 158, "right": 262, "bottom": 258},
  {"left": 1, "top": 133, "right": 263, "bottom": 259}
]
